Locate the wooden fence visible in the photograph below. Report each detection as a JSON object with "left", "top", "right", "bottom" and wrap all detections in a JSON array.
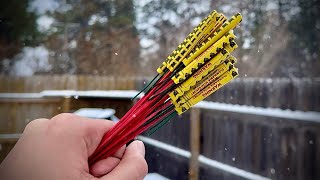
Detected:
[
  {"left": 208, "top": 78, "right": 320, "bottom": 111},
  {"left": 145, "top": 105, "right": 320, "bottom": 180},
  {"left": 0, "top": 75, "right": 139, "bottom": 92},
  {"left": 1, "top": 75, "right": 319, "bottom": 111},
  {"left": 1, "top": 75, "right": 320, "bottom": 180},
  {"left": 0, "top": 96, "right": 133, "bottom": 134},
  {"left": 0, "top": 92, "right": 319, "bottom": 180}
]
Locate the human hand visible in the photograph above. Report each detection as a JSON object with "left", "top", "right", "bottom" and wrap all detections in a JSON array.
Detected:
[{"left": 0, "top": 113, "right": 148, "bottom": 180}]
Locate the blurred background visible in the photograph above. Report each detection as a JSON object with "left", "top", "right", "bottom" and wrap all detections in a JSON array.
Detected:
[{"left": 0, "top": 0, "right": 319, "bottom": 180}]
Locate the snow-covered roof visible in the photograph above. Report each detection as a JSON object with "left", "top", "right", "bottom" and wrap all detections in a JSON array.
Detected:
[{"left": 73, "top": 108, "right": 115, "bottom": 119}]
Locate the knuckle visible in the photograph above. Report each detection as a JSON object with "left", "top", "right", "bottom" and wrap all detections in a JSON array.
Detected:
[
  {"left": 48, "top": 113, "right": 77, "bottom": 132},
  {"left": 24, "top": 118, "right": 48, "bottom": 133},
  {"left": 50, "top": 113, "right": 78, "bottom": 127},
  {"left": 52, "top": 113, "right": 76, "bottom": 121}
]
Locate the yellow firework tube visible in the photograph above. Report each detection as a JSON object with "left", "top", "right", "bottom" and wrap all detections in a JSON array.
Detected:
[
  {"left": 172, "top": 33, "right": 236, "bottom": 84},
  {"left": 185, "top": 13, "right": 242, "bottom": 65},
  {"left": 225, "top": 55, "right": 237, "bottom": 64},
  {"left": 174, "top": 68, "right": 239, "bottom": 114},
  {"left": 166, "top": 11, "right": 222, "bottom": 72},
  {"left": 170, "top": 57, "right": 235, "bottom": 103},
  {"left": 172, "top": 47, "right": 229, "bottom": 84},
  {"left": 157, "top": 10, "right": 217, "bottom": 74},
  {"left": 189, "top": 61, "right": 235, "bottom": 96},
  {"left": 171, "top": 55, "right": 238, "bottom": 103},
  {"left": 156, "top": 17, "right": 208, "bottom": 74},
  {"left": 182, "top": 32, "right": 235, "bottom": 67},
  {"left": 225, "top": 39, "right": 238, "bottom": 52},
  {"left": 194, "top": 14, "right": 227, "bottom": 50},
  {"left": 170, "top": 54, "right": 238, "bottom": 105},
  {"left": 196, "top": 13, "right": 227, "bottom": 47}
]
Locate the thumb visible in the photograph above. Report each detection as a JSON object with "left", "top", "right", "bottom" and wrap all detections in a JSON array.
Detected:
[{"left": 100, "top": 140, "right": 148, "bottom": 180}]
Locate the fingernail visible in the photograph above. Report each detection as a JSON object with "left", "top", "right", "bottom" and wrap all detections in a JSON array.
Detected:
[{"left": 136, "top": 140, "right": 145, "bottom": 157}]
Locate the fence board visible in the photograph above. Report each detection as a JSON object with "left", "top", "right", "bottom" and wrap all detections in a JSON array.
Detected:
[{"left": 3, "top": 76, "right": 319, "bottom": 111}]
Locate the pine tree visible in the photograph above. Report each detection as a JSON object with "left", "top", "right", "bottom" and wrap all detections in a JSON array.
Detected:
[
  {"left": 0, "top": 0, "right": 39, "bottom": 73},
  {"left": 46, "top": 0, "right": 140, "bottom": 75}
]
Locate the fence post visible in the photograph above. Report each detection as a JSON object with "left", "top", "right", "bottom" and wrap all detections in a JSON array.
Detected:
[
  {"left": 62, "top": 97, "right": 71, "bottom": 113},
  {"left": 189, "top": 108, "right": 201, "bottom": 180}
]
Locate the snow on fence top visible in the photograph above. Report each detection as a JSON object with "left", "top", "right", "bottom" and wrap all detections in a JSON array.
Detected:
[
  {"left": 195, "top": 101, "right": 320, "bottom": 123},
  {"left": 0, "top": 93, "right": 43, "bottom": 99},
  {"left": 0, "top": 90, "right": 319, "bottom": 123},
  {"left": 0, "top": 90, "right": 143, "bottom": 99},
  {"left": 40, "top": 90, "right": 144, "bottom": 99}
]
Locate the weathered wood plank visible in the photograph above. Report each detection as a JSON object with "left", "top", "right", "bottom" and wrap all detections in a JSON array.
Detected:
[{"left": 189, "top": 108, "right": 200, "bottom": 180}]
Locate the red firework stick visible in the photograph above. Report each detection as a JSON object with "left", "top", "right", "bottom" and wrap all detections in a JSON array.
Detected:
[{"left": 88, "top": 11, "right": 242, "bottom": 167}]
